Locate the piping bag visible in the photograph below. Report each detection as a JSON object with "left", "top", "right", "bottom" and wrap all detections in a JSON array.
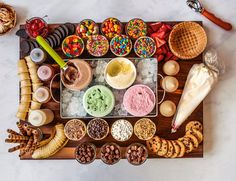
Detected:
[
  {"left": 171, "top": 49, "right": 225, "bottom": 133},
  {"left": 36, "top": 36, "right": 78, "bottom": 84}
]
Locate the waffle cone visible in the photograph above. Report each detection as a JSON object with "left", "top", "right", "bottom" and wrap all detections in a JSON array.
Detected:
[{"left": 169, "top": 22, "right": 207, "bottom": 60}]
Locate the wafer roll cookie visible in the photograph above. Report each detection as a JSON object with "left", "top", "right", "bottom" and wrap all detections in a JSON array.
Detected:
[
  {"left": 18, "top": 59, "right": 27, "bottom": 67},
  {"left": 28, "top": 66, "right": 38, "bottom": 75},
  {"left": 20, "top": 94, "right": 31, "bottom": 103},
  {"left": 8, "top": 134, "right": 29, "bottom": 141},
  {"left": 30, "top": 101, "right": 41, "bottom": 110},
  {"left": 16, "top": 112, "right": 27, "bottom": 120},
  {"left": 20, "top": 80, "right": 31, "bottom": 88},
  {"left": 7, "top": 129, "right": 21, "bottom": 135},
  {"left": 18, "top": 102, "right": 30, "bottom": 113},
  {"left": 5, "top": 138, "right": 27, "bottom": 144},
  {"left": 8, "top": 143, "right": 26, "bottom": 153},
  {"left": 21, "top": 86, "right": 32, "bottom": 95},
  {"left": 17, "top": 122, "right": 27, "bottom": 135},
  {"left": 31, "top": 74, "right": 41, "bottom": 83},
  {"left": 25, "top": 137, "right": 33, "bottom": 152},
  {"left": 19, "top": 72, "right": 30, "bottom": 81},
  {"left": 32, "top": 83, "right": 43, "bottom": 92},
  {"left": 18, "top": 65, "right": 28, "bottom": 74}
]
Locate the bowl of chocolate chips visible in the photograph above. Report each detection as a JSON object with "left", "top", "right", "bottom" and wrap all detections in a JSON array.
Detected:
[
  {"left": 75, "top": 142, "right": 96, "bottom": 164},
  {"left": 100, "top": 142, "right": 121, "bottom": 165},
  {"left": 126, "top": 143, "right": 148, "bottom": 165}
]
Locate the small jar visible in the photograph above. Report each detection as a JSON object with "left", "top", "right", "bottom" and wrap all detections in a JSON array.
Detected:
[
  {"left": 87, "top": 118, "right": 109, "bottom": 140},
  {"left": 25, "top": 17, "right": 48, "bottom": 39},
  {"left": 30, "top": 48, "right": 47, "bottom": 64},
  {"left": 75, "top": 142, "right": 96, "bottom": 164},
  {"left": 126, "top": 143, "right": 148, "bottom": 165},
  {"left": 33, "top": 86, "right": 51, "bottom": 103},
  {"left": 37, "top": 64, "right": 55, "bottom": 82},
  {"left": 28, "top": 109, "right": 54, "bottom": 127},
  {"left": 100, "top": 142, "right": 121, "bottom": 165}
]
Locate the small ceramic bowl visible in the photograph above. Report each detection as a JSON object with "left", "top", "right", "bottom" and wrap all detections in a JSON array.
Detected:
[
  {"left": 0, "top": 3, "right": 17, "bottom": 36},
  {"left": 101, "top": 17, "right": 123, "bottom": 40},
  {"left": 62, "top": 35, "right": 84, "bottom": 58}
]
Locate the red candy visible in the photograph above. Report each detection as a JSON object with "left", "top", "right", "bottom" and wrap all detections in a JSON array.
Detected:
[{"left": 25, "top": 17, "right": 48, "bottom": 39}]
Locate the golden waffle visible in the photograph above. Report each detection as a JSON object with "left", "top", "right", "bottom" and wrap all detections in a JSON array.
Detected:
[{"left": 169, "top": 22, "right": 207, "bottom": 60}]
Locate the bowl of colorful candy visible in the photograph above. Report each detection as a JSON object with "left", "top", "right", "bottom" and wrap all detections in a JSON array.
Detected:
[
  {"left": 125, "top": 18, "right": 147, "bottom": 40},
  {"left": 25, "top": 17, "right": 48, "bottom": 39},
  {"left": 101, "top": 17, "right": 123, "bottom": 40},
  {"left": 86, "top": 35, "right": 109, "bottom": 57},
  {"left": 110, "top": 34, "right": 132, "bottom": 56},
  {"left": 62, "top": 35, "right": 84, "bottom": 58},
  {"left": 134, "top": 36, "right": 156, "bottom": 58},
  {"left": 76, "top": 19, "right": 99, "bottom": 39}
]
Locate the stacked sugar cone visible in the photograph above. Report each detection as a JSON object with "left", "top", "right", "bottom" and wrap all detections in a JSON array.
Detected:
[
  {"left": 17, "top": 56, "right": 43, "bottom": 120},
  {"left": 5, "top": 122, "right": 41, "bottom": 156}
]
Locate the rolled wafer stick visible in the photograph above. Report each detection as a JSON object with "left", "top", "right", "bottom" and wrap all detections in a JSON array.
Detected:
[
  {"left": 18, "top": 102, "right": 30, "bottom": 113},
  {"left": 8, "top": 134, "right": 29, "bottom": 141},
  {"left": 7, "top": 129, "right": 21, "bottom": 136},
  {"left": 5, "top": 138, "right": 27, "bottom": 144},
  {"left": 24, "top": 137, "right": 33, "bottom": 152},
  {"left": 32, "top": 83, "right": 43, "bottom": 92},
  {"left": 8, "top": 143, "right": 26, "bottom": 153},
  {"left": 26, "top": 128, "right": 33, "bottom": 136},
  {"left": 17, "top": 122, "right": 27, "bottom": 135},
  {"left": 18, "top": 65, "right": 28, "bottom": 74},
  {"left": 20, "top": 94, "right": 31, "bottom": 103}
]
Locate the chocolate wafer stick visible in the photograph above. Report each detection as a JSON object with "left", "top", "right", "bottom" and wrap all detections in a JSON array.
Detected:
[
  {"left": 26, "top": 127, "right": 33, "bottom": 136},
  {"left": 8, "top": 143, "right": 25, "bottom": 153},
  {"left": 25, "top": 137, "right": 33, "bottom": 152},
  {"left": 8, "top": 134, "right": 29, "bottom": 141},
  {"left": 7, "top": 129, "right": 21, "bottom": 136},
  {"left": 16, "top": 122, "right": 27, "bottom": 135},
  {"left": 5, "top": 138, "right": 27, "bottom": 144}
]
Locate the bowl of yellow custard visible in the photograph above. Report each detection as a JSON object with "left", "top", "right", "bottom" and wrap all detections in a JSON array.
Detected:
[{"left": 105, "top": 57, "right": 136, "bottom": 90}]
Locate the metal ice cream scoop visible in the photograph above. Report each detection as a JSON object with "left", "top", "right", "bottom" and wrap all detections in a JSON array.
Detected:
[{"left": 186, "top": 0, "right": 232, "bottom": 31}]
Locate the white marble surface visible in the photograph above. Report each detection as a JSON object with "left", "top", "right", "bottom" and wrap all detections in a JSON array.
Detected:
[{"left": 0, "top": 0, "right": 236, "bottom": 180}]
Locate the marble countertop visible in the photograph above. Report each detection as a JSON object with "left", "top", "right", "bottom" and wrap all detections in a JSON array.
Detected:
[{"left": 0, "top": 0, "right": 236, "bottom": 180}]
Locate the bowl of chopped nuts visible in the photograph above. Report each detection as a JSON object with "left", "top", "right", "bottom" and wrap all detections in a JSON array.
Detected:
[{"left": 0, "top": 3, "right": 17, "bottom": 36}]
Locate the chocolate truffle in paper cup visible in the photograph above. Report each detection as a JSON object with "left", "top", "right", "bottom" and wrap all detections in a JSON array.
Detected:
[
  {"left": 134, "top": 36, "right": 156, "bottom": 58},
  {"left": 126, "top": 18, "right": 147, "bottom": 39},
  {"left": 86, "top": 35, "right": 109, "bottom": 57},
  {"left": 62, "top": 35, "right": 84, "bottom": 58},
  {"left": 83, "top": 85, "right": 115, "bottom": 117},
  {"left": 110, "top": 34, "right": 132, "bottom": 56},
  {"left": 101, "top": 17, "right": 123, "bottom": 40},
  {"left": 76, "top": 19, "right": 99, "bottom": 39}
]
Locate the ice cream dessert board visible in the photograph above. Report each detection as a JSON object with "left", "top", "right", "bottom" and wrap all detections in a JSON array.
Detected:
[{"left": 9, "top": 19, "right": 208, "bottom": 164}]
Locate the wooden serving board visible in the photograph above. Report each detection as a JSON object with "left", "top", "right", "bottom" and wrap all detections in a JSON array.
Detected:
[{"left": 19, "top": 21, "right": 203, "bottom": 159}]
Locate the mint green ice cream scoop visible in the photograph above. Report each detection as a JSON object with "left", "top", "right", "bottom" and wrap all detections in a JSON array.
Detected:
[{"left": 83, "top": 85, "right": 115, "bottom": 117}]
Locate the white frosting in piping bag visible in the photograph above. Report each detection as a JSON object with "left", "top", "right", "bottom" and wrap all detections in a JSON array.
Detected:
[{"left": 171, "top": 63, "right": 218, "bottom": 133}]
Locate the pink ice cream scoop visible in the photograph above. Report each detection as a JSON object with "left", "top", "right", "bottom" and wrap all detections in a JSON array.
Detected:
[{"left": 123, "top": 84, "right": 156, "bottom": 116}]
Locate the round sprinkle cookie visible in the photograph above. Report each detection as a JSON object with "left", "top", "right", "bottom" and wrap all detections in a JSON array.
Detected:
[
  {"left": 62, "top": 35, "right": 84, "bottom": 58},
  {"left": 134, "top": 36, "right": 156, "bottom": 58},
  {"left": 86, "top": 35, "right": 109, "bottom": 57},
  {"left": 126, "top": 18, "right": 147, "bottom": 39},
  {"left": 110, "top": 34, "right": 132, "bottom": 56}
]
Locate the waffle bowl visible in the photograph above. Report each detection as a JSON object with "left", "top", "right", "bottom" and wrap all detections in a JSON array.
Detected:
[
  {"left": 169, "top": 22, "right": 207, "bottom": 60},
  {"left": 0, "top": 3, "right": 17, "bottom": 36}
]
